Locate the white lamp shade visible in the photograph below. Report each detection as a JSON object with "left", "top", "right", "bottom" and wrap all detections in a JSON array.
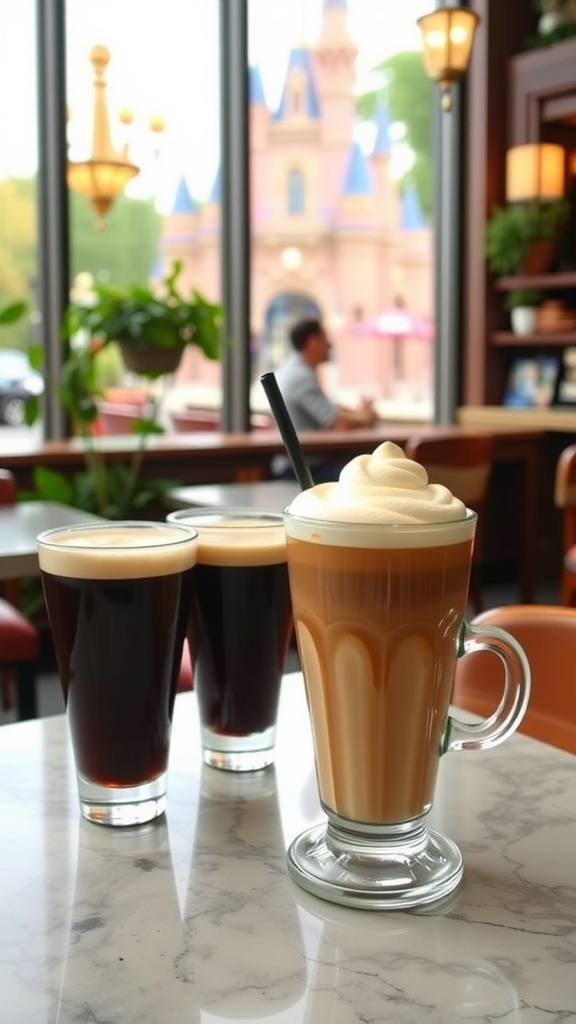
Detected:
[{"left": 506, "top": 143, "right": 565, "bottom": 202}]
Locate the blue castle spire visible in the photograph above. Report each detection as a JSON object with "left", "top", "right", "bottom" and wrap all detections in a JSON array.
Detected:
[
  {"left": 342, "top": 141, "right": 375, "bottom": 197},
  {"left": 401, "top": 181, "right": 426, "bottom": 229},
  {"left": 274, "top": 47, "right": 320, "bottom": 121}
]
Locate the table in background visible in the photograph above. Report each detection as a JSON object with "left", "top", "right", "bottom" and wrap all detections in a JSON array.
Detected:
[
  {"left": 166, "top": 479, "right": 300, "bottom": 511},
  {"left": 0, "top": 501, "right": 104, "bottom": 580},
  {"left": 0, "top": 673, "right": 574, "bottom": 1023}
]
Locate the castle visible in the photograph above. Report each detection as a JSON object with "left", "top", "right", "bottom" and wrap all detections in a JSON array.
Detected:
[{"left": 160, "top": 0, "right": 433, "bottom": 409}]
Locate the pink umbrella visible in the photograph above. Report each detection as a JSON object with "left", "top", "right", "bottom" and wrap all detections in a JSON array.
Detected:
[
  {"left": 353, "top": 310, "right": 434, "bottom": 339},
  {"left": 351, "top": 309, "right": 434, "bottom": 377}
]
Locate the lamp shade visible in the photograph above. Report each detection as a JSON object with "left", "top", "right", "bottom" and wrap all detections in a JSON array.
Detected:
[
  {"left": 417, "top": 7, "right": 479, "bottom": 110},
  {"left": 506, "top": 143, "right": 565, "bottom": 202}
]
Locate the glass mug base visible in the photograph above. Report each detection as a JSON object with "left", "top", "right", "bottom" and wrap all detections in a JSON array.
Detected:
[
  {"left": 77, "top": 772, "right": 167, "bottom": 827},
  {"left": 201, "top": 724, "right": 277, "bottom": 772},
  {"left": 287, "top": 816, "right": 463, "bottom": 911}
]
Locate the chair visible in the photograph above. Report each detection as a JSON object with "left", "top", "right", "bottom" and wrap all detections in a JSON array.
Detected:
[
  {"left": 0, "top": 599, "right": 40, "bottom": 721},
  {"left": 452, "top": 604, "right": 576, "bottom": 754},
  {"left": 0, "top": 466, "right": 34, "bottom": 712},
  {"left": 404, "top": 432, "right": 495, "bottom": 615},
  {"left": 553, "top": 443, "right": 576, "bottom": 606}
]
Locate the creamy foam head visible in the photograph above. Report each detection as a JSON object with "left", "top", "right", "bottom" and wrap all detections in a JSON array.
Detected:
[
  {"left": 285, "top": 441, "right": 473, "bottom": 548},
  {"left": 166, "top": 511, "right": 287, "bottom": 566},
  {"left": 37, "top": 522, "right": 198, "bottom": 579}
]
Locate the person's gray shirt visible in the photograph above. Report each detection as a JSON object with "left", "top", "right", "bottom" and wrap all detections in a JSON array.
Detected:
[
  {"left": 274, "top": 351, "right": 337, "bottom": 431},
  {"left": 271, "top": 351, "right": 337, "bottom": 475}
]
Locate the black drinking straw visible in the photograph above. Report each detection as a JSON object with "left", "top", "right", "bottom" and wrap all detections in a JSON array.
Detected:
[{"left": 259, "top": 372, "right": 315, "bottom": 491}]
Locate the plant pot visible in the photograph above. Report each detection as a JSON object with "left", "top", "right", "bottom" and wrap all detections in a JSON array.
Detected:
[
  {"left": 118, "top": 340, "right": 183, "bottom": 376},
  {"left": 518, "top": 240, "right": 555, "bottom": 275},
  {"left": 510, "top": 307, "right": 538, "bottom": 336}
]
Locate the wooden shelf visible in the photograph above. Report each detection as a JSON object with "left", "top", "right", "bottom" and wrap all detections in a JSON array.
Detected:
[
  {"left": 495, "top": 272, "right": 576, "bottom": 291},
  {"left": 491, "top": 331, "right": 576, "bottom": 346},
  {"left": 458, "top": 404, "right": 576, "bottom": 431}
]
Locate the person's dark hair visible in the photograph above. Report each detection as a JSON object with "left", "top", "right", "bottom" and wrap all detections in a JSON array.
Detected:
[{"left": 290, "top": 318, "right": 323, "bottom": 351}]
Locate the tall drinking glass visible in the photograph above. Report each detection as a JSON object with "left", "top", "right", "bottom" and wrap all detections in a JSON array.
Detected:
[
  {"left": 283, "top": 507, "right": 530, "bottom": 909},
  {"left": 167, "top": 508, "right": 293, "bottom": 771},
  {"left": 37, "top": 521, "right": 198, "bottom": 826}
]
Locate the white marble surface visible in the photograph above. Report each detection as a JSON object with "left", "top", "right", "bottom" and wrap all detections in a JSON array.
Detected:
[{"left": 0, "top": 673, "right": 575, "bottom": 1023}]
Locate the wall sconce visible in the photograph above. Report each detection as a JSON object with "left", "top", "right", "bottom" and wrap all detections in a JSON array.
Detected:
[
  {"left": 506, "top": 143, "right": 565, "bottom": 202},
  {"left": 417, "top": 6, "right": 480, "bottom": 112},
  {"left": 67, "top": 46, "right": 164, "bottom": 229}
]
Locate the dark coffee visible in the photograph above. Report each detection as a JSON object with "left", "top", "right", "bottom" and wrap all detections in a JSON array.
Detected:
[
  {"left": 189, "top": 561, "right": 293, "bottom": 736},
  {"left": 41, "top": 568, "right": 194, "bottom": 787}
]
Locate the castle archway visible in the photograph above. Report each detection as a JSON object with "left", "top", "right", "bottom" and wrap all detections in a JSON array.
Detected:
[{"left": 258, "top": 291, "right": 322, "bottom": 374}]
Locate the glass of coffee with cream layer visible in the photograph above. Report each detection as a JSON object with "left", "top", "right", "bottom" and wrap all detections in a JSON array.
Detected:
[
  {"left": 167, "top": 508, "right": 293, "bottom": 772},
  {"left": 37, "top": 521, "right": 198, "bottom": 827},
  {"left": 283, "top": 441, "right": 530, "bottom": 910}
]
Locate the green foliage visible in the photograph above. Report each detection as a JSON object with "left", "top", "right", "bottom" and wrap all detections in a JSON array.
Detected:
[
  {"left": 62, "top": 259, "right": 222, "bottom": 364},
  {"left": 356, "top": 51, "right": 432, "bottom": 216},
  {"left": 505, "top": 288, "right": 543, "bottom": 309},
  {"left": 485, "top": 200, "right": 569, "bottom": 275},
  {"left": 0, "top": 299, "right": 28, "bottom": 326},
  {"left": 25, "top": 261, "right": 222, "bottom": 519},
  {"left": 69, "top": 192, "right": 162, "bottom": 287}
]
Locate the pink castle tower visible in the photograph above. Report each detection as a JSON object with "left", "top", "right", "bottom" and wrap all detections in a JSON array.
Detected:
[{"left": 163, "top": 0, "right": 433, "bottom": 406}]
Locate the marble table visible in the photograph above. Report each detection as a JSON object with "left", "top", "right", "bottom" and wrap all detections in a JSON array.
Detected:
[
  {"left": 0, "top": 501, "right": 103, "bottom": 580},
  {"left": 166, "top": 479, "right": 300, "bottom": 512},
  {"left": 0, "top": 673, "right": 575, "bottom": 1023}
]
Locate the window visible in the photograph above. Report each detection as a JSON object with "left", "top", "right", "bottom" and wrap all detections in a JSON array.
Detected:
[{"left": 287, "top": 169, "right": 305, "bottom": 215}]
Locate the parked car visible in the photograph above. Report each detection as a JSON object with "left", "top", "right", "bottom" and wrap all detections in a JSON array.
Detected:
[{"left": 0, "top": 348, "right": 44, "bottom": 426}]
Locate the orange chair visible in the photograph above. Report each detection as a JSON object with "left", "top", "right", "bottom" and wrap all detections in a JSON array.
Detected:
[
  {"left": 452, "top": 604, "right": 576, "bottom": 754},
  {"left": 553, "top": 443, "right": 576, "bottom": 606},
  {"left": 404, "top": 432, "right": 495, "bottom": 615}
]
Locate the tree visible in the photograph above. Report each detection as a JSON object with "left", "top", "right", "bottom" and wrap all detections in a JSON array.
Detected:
[
  {"left": 356, "top": 51, "right": 433, "bottom": 217},
  {"left": 69, "top": 192, "right": 162, "bottom": 286}
]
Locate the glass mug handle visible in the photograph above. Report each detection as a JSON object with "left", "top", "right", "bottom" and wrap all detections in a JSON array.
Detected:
[{"left": 442, "top": 622, "right": 531, "bottom": 753}]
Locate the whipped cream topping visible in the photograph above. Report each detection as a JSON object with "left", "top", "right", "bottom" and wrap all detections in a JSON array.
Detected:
[{"left": 288, "top": 441, "right": 467, "bottom": 524}]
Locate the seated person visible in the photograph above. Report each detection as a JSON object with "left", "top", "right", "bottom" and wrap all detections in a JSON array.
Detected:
[{"left": 271, "top": 318, "right": 378, "bottom": 483}]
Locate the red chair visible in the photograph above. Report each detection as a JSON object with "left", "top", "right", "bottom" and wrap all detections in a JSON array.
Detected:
[
  {"left": 0, "top": 469, "right": 40, "bottom": 717},
  {"left": 0, "top": 597, "right": 39, "bottom": 720}
]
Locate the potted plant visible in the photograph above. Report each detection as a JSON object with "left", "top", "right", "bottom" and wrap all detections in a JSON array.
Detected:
[
  {"left": 534, "top": 0, "right": 576, "bottom": 41},
  {"left": 62, "top": 259, "right": 222, "bottom": 377},
  {"left": 25, "top": 263, "right": 223, "bottom": 519},
  {"left": 485, "top": 200, "right": 568, "bottom": 275},
  {"left": 505, "top": 288, "right": 543, "bottom": 335}
]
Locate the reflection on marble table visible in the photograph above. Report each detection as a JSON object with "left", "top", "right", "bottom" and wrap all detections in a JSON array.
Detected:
[{"left": 0, "top": 674, "right": 575, "bottom": 1023}]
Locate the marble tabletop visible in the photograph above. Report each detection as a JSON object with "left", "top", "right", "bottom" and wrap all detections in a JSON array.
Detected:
[
  {"left": 0, "top": 501, "right": 103, "bottom": 580},
  {"left": 0, "top": 673, "right": 575, "bottom": 1023}
]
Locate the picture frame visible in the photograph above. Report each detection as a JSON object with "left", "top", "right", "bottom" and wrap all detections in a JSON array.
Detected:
[
  {"left": 503, "top": 356, "right": 560, "bottom": 409},
  {"left": 553, "top": 347, "right": 576, "bottom": 407}
]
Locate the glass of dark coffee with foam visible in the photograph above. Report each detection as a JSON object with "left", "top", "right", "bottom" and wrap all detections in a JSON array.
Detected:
[
  {"left": 283, "top": 441, "right": 531, "bottom": 910},
  {"left": 37, "top": 521, "right": 198, "bottom": 826},
  {"left": 167, "top": 508, "right": 293, "bottom": 772}
]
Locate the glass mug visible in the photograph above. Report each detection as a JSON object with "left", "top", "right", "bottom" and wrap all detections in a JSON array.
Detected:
[
  {"left": 283, "top": 508, "right": 530, "bottom": 910},
  {"left": 37, "top": 521, "right": 198, "bottom": 826}
]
